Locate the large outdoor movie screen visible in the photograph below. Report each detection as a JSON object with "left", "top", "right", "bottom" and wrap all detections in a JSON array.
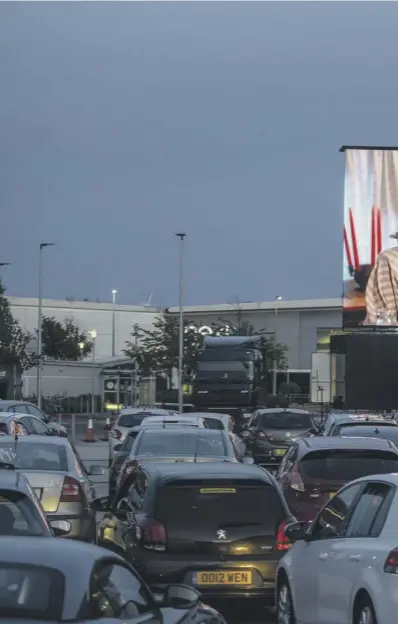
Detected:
[{"left": 343, "top": 147, "right": 398, "bottom": 328}]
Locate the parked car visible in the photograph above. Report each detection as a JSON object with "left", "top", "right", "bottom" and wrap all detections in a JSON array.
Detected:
[
  {"left": 242, "top": 408, "right": 316, "bottom": 469},
  {"left": 115, "top": 427, "right": 254, "bottom": 494},
  {"left": 276, "top": 472, "right": 398, "bottom": 624},
  {"left": 276, "top": 436, "right": 398, "bottom": 521},
  {"left": 0, "top": 400, "right": 67, "bottom": 437},
  {"left": 0, "top": 467, "right": 68, "bottom": 537},
  {"left": 95, "top": 461, "right": 294, "bottom": 604},
  {"left": 320, "top": 412, "right": 395, "bottom": 436},
  {"left": 0, "top": 412, "right": 53, "bottom": 437},
  {"left": 109, "top": 417, "right": 208, "bottom": 498},
  {"left": 188, "top": 412, "right": 247, "bottom": 458},
  {"left": 0, "top": 536, "right": 227, "bottom": 623},
  {"left": 109, "top": 407, "right": 171, "bottom": 466},
  {"left": 0, "top": 435, "right": 105, "bottom": 541}
]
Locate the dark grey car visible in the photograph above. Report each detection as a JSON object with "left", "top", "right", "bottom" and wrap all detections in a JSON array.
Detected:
[
  {"left": 0, "top": 400, "right": 67, "bottom": 437},
  {"left": 243, "top": 408, "right": 315, "bottom": 468}
]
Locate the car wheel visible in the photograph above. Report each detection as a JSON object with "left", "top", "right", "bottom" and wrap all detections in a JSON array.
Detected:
[
  {"left": 354, "top": 596, "right": 378, "bottom": 624},
  {"left": 277, "top": 578, "right": 296, "bottom": 624}
]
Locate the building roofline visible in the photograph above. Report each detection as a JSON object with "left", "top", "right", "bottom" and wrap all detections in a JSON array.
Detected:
[
  {"left": 7, "top": 296, "right": 161, "bottom": 314},
  {"left": 166, "top": 298, "right": 342, "bottom": 314}
]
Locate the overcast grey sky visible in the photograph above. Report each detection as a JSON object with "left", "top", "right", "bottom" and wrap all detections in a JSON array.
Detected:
[{"left": 2, "top": 2, "right": 398, "bottom": 306}]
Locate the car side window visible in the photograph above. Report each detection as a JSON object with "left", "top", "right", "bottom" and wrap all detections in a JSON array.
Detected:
[
  {"left": 89, "top": 561, "right": 152, "bottom": 619},
  {"left": 17, "top": 417, "right": 35, "bottom": 434},
  {"left": 310, "top": 482, "right": 363, "bottom": 540},
  {"left": 345, "top": 482, "right": 394, "bottom": 538},
  {"left": 11, "top": 405, "right": 29, "bottom": 414},
  {"left": 112, "top": 470, "right": 139, "bottom": 508},
  {"left": 30, "top": 418, "right": 51, "bottom": 435},
  {"left": 26, "top": 405, "right": 47, "bottom": 421},
  {"left": 277, "top": 445, "right": 297, "bottom": 477}
]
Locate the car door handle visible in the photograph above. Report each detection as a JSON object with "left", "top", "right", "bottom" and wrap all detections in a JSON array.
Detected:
[
  {"left": 319, "top": 553, "right": 328, "bottom": 561},
  {"left": 348, "top": 554, "right": 361, "bottom": 562}
]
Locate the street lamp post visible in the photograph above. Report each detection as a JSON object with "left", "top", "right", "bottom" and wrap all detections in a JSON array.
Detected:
[
  {"left": 37, "top": 243, "right": 54, "bottom": 409},
  {"left": 272, "top": 296, "right": 282, "bottom": 395},
  {"left": 176, "top": 233, "right": 186, "bottom": 415},
  {"left": 78, "top": 341, "right": 85, "bottom": 359},
  {"left": 88, "top": 329, "right": 97, "bottom": 415},
  {"left": 111, "top": 289, "right": 117, "bottom": 357}
]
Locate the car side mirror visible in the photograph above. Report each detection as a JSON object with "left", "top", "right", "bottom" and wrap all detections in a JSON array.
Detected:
[
  {"left": 89, "top": 465, "right": 106, "bottom": 476},
  {"left": 113, "top": 443, "right": 123, "bottom": 453},
  {"left": 163, "top": 584, "right": 200, "bottom": 609},
  {"left": 240, "top": 430, "right": 250, "bottom": 439},
  {"left": 241, "top": 456, "right": 254, "bottom": 465},
  {"left": 285, "top": 521, "right": 310, "bottom": 542},
  {"left": 91, "top": 496, "right": 110, "bottom": 512},
  {"left": 50, "top": 520, "right": 71, "bottom": 536},
  {"left": 307, "top": 428, "right": 319, "bottom": 436}
]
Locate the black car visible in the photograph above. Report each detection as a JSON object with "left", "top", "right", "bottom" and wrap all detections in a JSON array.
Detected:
[
  {"left": 94, "top": 461, "right": 294, "bottom": 604},
  {"left": 0, "top": 400, "right": 67, "bottom": 437},
  {"left": 0, "top": 536, "right": 227, "bottom": 623},
  {"left": 0, "top": 466, "right": 66, "bottom": 537},
  {"left": 242, "top": 408, "right": 315, "bottom": 468}
]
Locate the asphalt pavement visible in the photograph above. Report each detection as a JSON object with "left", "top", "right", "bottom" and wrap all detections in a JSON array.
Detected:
[{"left": 75, "top": 440, "right": 276, "bottom": 624}]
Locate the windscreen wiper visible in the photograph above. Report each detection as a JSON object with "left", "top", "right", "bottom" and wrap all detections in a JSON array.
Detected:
[{"left": 219, "top": 521, "right": 263, "bottom": 529}]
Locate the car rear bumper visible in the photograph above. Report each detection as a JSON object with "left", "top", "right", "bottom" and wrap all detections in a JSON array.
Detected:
[
  {"left": 133, "top": 554, "right": 277, "bottom": 604},
  {"left": 47, "top": 512, "right": 95, "bottom": 541}
]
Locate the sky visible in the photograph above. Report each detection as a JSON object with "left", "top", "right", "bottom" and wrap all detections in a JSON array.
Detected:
[{"left": 2, "top": 2, "right": 398, "bottom": 307}]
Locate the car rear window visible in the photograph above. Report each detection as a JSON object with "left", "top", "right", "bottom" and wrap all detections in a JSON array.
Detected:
[
  {"left": 0, "top": 490, "right": 49, "bottom": 537},
  {"left": 299, "top": 450, "right": 398, "bottom": 482},
  {"left": 334, "top": 421, "right": 395, "bottom": 435},
  {"left": 259, "top": 412, "right": 312, "bottom": 430},
  {"left": 156, "top": 480, "right": 285, "bottom": 532},
  {"left": 204, "top": 418, "right": 224, "bottom": 430},
  {"left": 136, "top": 431, "right": 228, "bottom": 457},
  {"left": 0, "top": 442, "right": 68, "bottom": 472},
  {"left": 0, "top": 424, "right": 7, "bottom": 434},
  {"left": 0, "top": 563, "right": 64, "bottom": 619},
  {"left": 118, "top": 413, "right": 149, "bottom": 428},
  {"left": 340, "top": 426, "right": 398, "bottom": 446}
]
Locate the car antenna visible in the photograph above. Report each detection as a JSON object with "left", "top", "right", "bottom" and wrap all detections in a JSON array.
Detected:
[{"left": 193, "top": 434, "right": 200, "bottom": 463}]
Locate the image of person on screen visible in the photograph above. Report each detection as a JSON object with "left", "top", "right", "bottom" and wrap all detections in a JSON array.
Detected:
[{"left": 364, "top": 232, "right": 398, "bottom": 325}]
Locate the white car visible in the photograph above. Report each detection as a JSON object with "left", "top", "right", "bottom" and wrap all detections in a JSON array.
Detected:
[
  {"left": 276, "top": 472, "right": 398, "bottom": 624},
  {"left": 139, "top": 415, "right": 207, "bottom": 428},
  {"left": 108, "top": 407, "right": 171, "bottom": 465},
  {"left": 187, "top": 412, "right": 247, "bottom": 459}
]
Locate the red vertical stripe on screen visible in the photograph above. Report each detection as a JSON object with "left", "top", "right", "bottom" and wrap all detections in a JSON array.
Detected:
[
  {"left": 376, "top": 208, "right": 382, "bottom": 254},
  {"left": 371, "top": 206, "right": 376, "bottom": 265},
  {"left": 344, "top": 226, "right": 353, "bottom": 268},
  {"left": 349, "top": 209, "right": 360, "bottom": 271}
]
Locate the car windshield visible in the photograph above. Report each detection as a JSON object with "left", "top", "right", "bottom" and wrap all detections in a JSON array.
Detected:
[
  {"left": 157, "top": 481, "right": 284, "bottom": 532},
  {"left": 0, "top": 442, "right": 68, "bottom": 471},
  {"left": 136, "top": 431, "right": 228, "bottom": 458},
  {"left": 258, "top": 412, "right": 312, "bottom": 430},
  {"left": 0, "top": 563, "right": 64, "bottom": 619},
  {"left": 299, "top": 449, "right": 398, "bottom": 482},
  {"left": 0, "top": 490, "right": 49, "bottom": 537},
  {"left": 340, "top": 426, "right": 398, "bottom": 446},
  {"left": 196, "top": 361, "right": 253, "bottom": 379}
]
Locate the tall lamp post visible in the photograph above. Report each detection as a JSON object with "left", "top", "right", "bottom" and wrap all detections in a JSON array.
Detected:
[
  {"left": 88, "top": 329, "right": 97, "bottom": 415},
  {"left": 176, "top": 233, "right": 186, "bottom": 415},
  {"left": 37, "top": 243, "right": 54, "bottom": 408},
  {"left": 272, "top": 296, "right": 282, "bottom": 395},
  {"left": 111, "top": 289, "right": 117, "bottom": 357}
]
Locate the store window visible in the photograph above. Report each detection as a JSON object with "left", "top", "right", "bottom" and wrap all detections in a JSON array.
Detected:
[{"left": 316, "top": 329, "right": 340, "bottom": 351}]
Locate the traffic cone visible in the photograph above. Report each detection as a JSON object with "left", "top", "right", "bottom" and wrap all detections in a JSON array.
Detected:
[
  {"left": 82, "top": 418, "right": 96, "bottom": 442},
  {"left": 100, "top": 417, "right": 111, "bottom": 441}
]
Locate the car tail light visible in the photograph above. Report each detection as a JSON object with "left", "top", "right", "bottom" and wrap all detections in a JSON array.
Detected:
[
  {"left": 276, "top": 519, "right": 291, "bottom": 551},
  {"left": 111, "top": 429, "right": 122, "bottom": 440},
  {"left": 60, "top": 476, "right": 83, "bottom": 502},
  {"left": 384, "top": 548, "right": 398, "bottom": 573},
  {"left": 137, "top": 516, "right": 167, "bottom": 551},
  {"left": 290, "top": 466, "right": 305, "bottom": 492}
]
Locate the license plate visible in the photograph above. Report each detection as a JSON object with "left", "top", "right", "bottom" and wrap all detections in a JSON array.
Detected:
[
  {"left": 274, "top": 448, "right": 287, "bottom": 456},
  {"left": 329, "top": 492, "right": 336, "bottom": 499},
  {"left": 194, "top": 570, "right": 253, "bottom": 586}
]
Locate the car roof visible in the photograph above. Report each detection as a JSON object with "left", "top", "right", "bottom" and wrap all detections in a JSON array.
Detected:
[
  {"left": 120, "top": 407, "right": 170, "bottom": 416},
  {"left": 142, "top": 415, "right": 204, "bottom": 422},
  {"left": 256, "top": 408, "right": 312, "bottom": 415},
  {"left": 188, "top": 412, "right": 229, "bottom": 419},
  {"left": 139, "top": 460, "right": 273, "bottom": 484},
  {"left": 297, "top": 436, "right": 397, "bottom": 453},
  {"left": 341, "top": 425, "right": 398, "bottom": 435},
  {"left": 138, "top": 427, "right": 225, "bottom": 437},
  {"left": 327, "top": 413, "right": 389, "bottom": 424},
  {"left": 0, "top": 470, "right": 31, "bottom": 491},
  {"left": 347, "top": 472, "right": 398, "bottom": 487},
  {"left": 0, "top": 435, "right": 70, "bottom": 447}
]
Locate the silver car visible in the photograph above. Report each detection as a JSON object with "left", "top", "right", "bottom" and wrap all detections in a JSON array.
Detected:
[
  {"left": 187, "top": 412, "right": 247, "bottom": 458},
  {"left": 0, "top": 436, "right": 104, "bottom": 542},
  {"left": 109, "top": 407, "right": 171, "bottom": 466}
]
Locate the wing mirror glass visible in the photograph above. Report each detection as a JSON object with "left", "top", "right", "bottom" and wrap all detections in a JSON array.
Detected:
[{"left": 163, "top": 584, "right": 200, "bottom": 609}]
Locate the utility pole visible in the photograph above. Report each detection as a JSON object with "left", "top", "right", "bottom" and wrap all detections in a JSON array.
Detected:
[
  {"left": 37, "top": 243, "right": 54, "bottom": 408},
  {"left": 272, "top": 296, "right": 282, "bottom": 395},
  {"left": 111, "top": 289, "right": 117, "bottom": 357},
  {"left": 176, "top": 233, "right": 186, "bottom": 414}
]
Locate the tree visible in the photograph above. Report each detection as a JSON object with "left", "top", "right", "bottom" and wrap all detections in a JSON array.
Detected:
[
  {"left": 0, "top": 279, "right": 37, "bottom": 372},
  {"left": 40, "top": 316, "right": 93, "bottom": 360},
  {"left": 124, "top": 315, "right": 203, "bottom": 382}
]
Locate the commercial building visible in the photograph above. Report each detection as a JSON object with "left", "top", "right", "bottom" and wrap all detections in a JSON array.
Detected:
[{"left": 8, "top": 295, "right": 343, "bottom": 399}]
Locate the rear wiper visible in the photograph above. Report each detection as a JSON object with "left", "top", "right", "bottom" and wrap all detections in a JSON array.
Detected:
[{"left": 220, "top": 521, "right": 263, "bottom": 529}]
